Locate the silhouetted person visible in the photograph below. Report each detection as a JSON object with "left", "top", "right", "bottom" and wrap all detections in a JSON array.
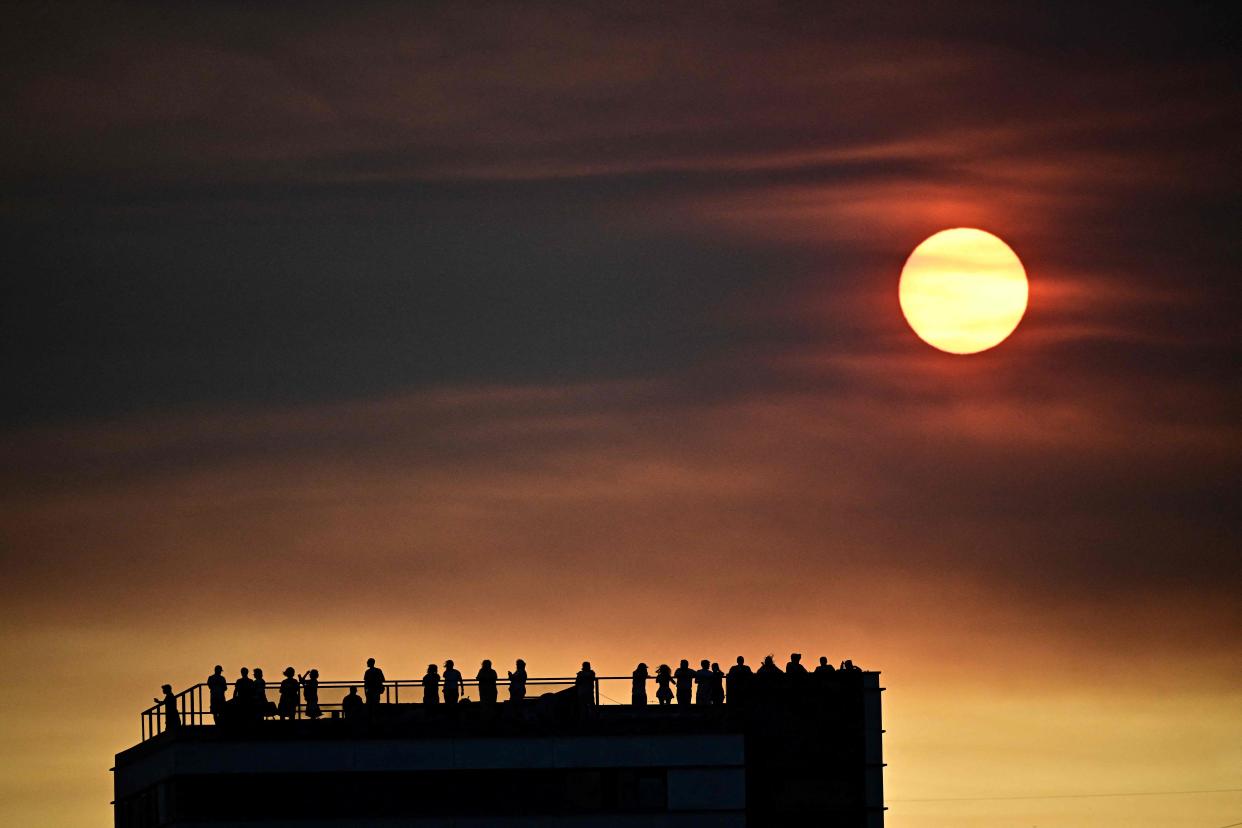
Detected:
[
  {"left": 278, "top": 667, "right": 300, "bottom": 720},
  {"left": 342, "top": 686, "right": 363, "bottom": 720},
  {"left": 695, "top": 659, "right": 713, "bottom": 704},
  {"left": 254, "top": 668, "right": 271, "bottom": 718},
  {"left": 477, "top": 660, "right": 498, "bottom": 705},
  {"left": 155, "top": 684, "right": 180, "bottom": 730},
  {"left": 813, "top": 656, "right": 835, "bottom": 689},
  {"left": 508, "top": 659, "right": 527, "bottom": 702},
  {"left": 300, "top": 669, "right": 322, "bottom": 719},
  {"left": 710, "top": 662, "right": 726, "bottom": 705},
  {"left": 757, "top": 654, "right": 782, "bottom": 676},
  {"left": 756, "top": 654, "right": 783, "bottom": 698},
  {"left": 654, "top": 664, "right": 674, "bottom": 705},
  {"left": 726, "top": 656, "right": 752, "bottom": 706},
  {"left": 443, "top": 660, "right": 463, "bottom": 705},
  {"left": 786, "top": 653, "right": 808, "bottom": 687},
  {"left": 673, "top": 659, "right": 695, "bottom": 706},
  {"left": 575, "top": 662, "right": 597, "bottom": 714},
  {"left": 207, "top": 665, "right": 227, "bottom": 724},
  {"left": 631, "top": 663, "right": 649, "bottom": 706},
  {"left": 840, "top": 658, "right": 862, "bottom": 672},
  {"left": 363, "top": 658, "right": 385, "bottom": 710},
  {"left": 422, "top": 664, "right": 440, "bottom": 705},
  {"left": 232, "top": 667, "right": 253, "bottom": 703}
]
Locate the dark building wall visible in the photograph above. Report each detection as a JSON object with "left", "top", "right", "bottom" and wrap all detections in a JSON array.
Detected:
[
  {"left": 116, "top": 733, "right": 746, "bottom": 828},
  {"left": 115, "top": 673, "right": 883, "bottom": 827}
]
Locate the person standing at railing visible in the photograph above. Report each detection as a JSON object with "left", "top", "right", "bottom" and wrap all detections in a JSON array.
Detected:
[
  {"left": 726, "top": 656, "right": 752, "bottom": 706},
  {"left": 813, "top": 656, "right": 836, "bottom": 692},
  {"left": 631, "top": 663, "right": 650, "bottom": 705},
  {"left": 508, "top": 659, "right": 527, "bottom": 702},
  {"left": 694, "top": 660, "right": 713, "bottom": 704},
  {"left": 233, "top": 667, "right": 254, "bottom": 703},
  {"left": 755, "top": 654, "right": 784, "bottom": 703},
  {"left": 278, "top": 667, "right": 300, "bottom": 720},
  {"left": 654, "top": 664, "right": 674, "bottom": 705},
  {"left": 442, "top": 660, "right": 463, "bottom": 705},
  {"left": 422, "top": 663, "right": 440, "bottom": 705},
  {"left": 207, "top": 666, "right": 227, "bottom": 724},
  {"left": 786, "top": 653, "right": 809, "bottom": 689},
  {"left": 477, "top": 660, "right": 498, "bottom": 705},
  {"left": 674, "top": 659, "right": 695, "bottom": 706},
  {"left": 232, "top": 667, "right": 255, "bottom": 721},
  {"left": 710, "top": 662, "right": 726, "bottom": 705},
  {"left": 299, "top": 669, "right": 322, "bottom": 719},
  {"left": 575, "top": 661, "right": 596, "bottom": 714},
  {"left": 254, "top": 668, "right": 272, "bottom": 719},
  {"left": 155, "top": 684, "right": 180, "bottom": 730},
  {"left": 363, "top": 658, "right": 385, "bottom": 712}
]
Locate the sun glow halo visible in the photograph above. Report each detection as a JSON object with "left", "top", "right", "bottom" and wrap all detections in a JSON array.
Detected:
[{"left": 898, "top": 228, "right": 1029, "bottom": 354}]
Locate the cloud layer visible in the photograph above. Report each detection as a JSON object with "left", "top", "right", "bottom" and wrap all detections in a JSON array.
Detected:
[{"left": 1, "top": 4, "right": 1239, "bottom": 826}]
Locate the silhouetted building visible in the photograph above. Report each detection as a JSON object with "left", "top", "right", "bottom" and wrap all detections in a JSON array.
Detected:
[{"left": 115, "top": 666, "right": 884, "bottom": 827}]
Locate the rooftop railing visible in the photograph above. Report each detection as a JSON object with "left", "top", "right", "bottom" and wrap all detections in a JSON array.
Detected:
[{"left": 141, "top": 675, "right": 635, "bottom": 741}]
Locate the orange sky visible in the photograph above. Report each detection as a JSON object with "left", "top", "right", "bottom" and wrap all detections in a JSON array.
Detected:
[
  {"left": 2, "top": 376, "right": 1239, "bottom": 825},
  {"left": 2, "top": 5, "right": 1240, "bottom": 826}
]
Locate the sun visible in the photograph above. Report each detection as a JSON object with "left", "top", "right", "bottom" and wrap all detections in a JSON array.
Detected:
[{"left": 898, "top": 228, "right": 1028, "bottom": 354}]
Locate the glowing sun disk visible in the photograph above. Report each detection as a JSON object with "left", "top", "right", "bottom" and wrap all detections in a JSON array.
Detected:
[{"left": 898, "top": 228, "right": 1028, "bottom": 354}]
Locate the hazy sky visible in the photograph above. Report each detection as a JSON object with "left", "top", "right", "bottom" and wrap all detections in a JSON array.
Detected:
[{"left": 1, "top": 4, "right": 1239, "bottom": 826}]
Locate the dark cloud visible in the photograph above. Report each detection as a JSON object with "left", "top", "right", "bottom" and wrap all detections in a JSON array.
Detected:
[
  {"left": 3, "top": 3, "right": 1239, "bottom": 424},
  {"left": 2, "top": 7, "right": 1241, "bottom": 824}
]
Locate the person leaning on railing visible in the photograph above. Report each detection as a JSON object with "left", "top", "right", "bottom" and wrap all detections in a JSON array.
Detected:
[
  {"left": 155, "top": 684, "right": 180, "bottom": 730},
  {"left": 477, "top": 660, "right": 498, "bottom": 704},
  {"left": 507, "top": 659, "right": 527, "bottom": 702}
]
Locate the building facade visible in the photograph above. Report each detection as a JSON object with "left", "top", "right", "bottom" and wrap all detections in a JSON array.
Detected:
[{"left": 114, "top": 671, "right": 884, "bottom": 826}]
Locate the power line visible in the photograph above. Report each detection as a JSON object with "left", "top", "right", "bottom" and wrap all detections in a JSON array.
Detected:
[{"left": 891, "top": 787, "right": 1242, "bottom": 803}]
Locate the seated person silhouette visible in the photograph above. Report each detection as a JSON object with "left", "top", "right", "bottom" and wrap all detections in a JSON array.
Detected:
[
  {"left": 508, "top": 659, "right": 527, "bottom": 702},
  {"left": 342, "top": 686, "right": 364, "bottom": 720},
  {"left": 815, "top": 656, "right": 835, "bottom": 675},
  {"left": 422, "top": 664, "right": 440, "bottom": 705},
  {"left": 673, "top": 659, "right": 695, "bottom": 706},
  {"left": 477, "top": 660, "right": 498, "bottom": 704}
]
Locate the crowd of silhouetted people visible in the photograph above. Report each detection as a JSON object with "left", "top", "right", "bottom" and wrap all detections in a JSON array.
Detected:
[
  {"left": 157, "top": 654, "right": 864, "bottom": 728},
  {"left": 643, "top": 654, "right": 862, "bottom": 709}
]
